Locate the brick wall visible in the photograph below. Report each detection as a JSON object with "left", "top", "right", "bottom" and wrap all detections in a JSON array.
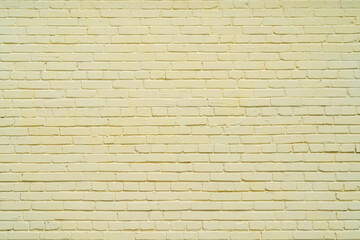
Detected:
[{"left": 1, "top": 0, "right": 360, "bottom": 239}]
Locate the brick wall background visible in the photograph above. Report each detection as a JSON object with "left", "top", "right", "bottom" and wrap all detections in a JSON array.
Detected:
[{"left": 1, "top": 0, "right": 360, "bottom": 239}]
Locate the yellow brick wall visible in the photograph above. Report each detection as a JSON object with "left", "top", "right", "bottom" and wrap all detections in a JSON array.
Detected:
[{"left": 1, "top": 0, "right": 360, "bottom": 239}]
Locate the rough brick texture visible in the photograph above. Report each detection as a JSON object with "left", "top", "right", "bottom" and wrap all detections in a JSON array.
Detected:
[{"left": 1, "top": 0, "right": 360, "bottom": 239}]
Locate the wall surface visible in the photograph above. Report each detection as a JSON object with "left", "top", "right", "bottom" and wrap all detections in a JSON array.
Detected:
[{"left": 1, "top": 0, "right": 360, "bottom": 239}]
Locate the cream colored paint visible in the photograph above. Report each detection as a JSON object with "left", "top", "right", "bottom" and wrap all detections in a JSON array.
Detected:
[{"left": 1, "top": 0, "right": 360, "bottom": 239}]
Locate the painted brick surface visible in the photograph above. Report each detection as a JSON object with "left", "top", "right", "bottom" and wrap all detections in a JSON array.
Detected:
[{"left": 1, "top": 0, "right": 360, "bottom": 239}]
